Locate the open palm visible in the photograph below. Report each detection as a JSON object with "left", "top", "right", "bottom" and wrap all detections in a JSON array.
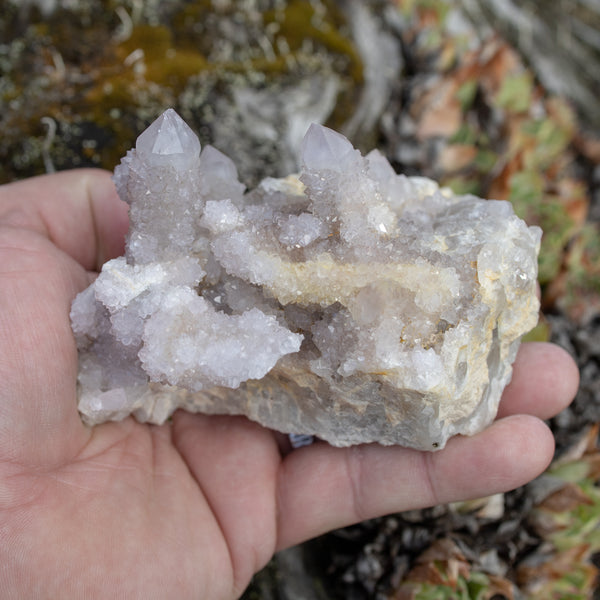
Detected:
[{"left": 0, "top": 170, "right": 578, "bottom": 599}]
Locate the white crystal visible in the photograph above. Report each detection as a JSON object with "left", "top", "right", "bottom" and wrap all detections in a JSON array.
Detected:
[
  {"left": 199, "top": 145, "right": 246, "bottom": 202},
  {"left": 202, "top": 199, "right": 242, "bottom": 234},
  {"left": 139, "top": 290, "right": 302, "bottom": 390},
  {"left": 300, "top": 122, "right": 358, "bottom": 172},
  {"left": 136, "top": 108, "right": 201, "bottom": 160},
  {"left": 71, "top": 111, "right": 541, "bottom": 450},
  {"left": 115, "top": 112, "right": 205, "bottom": 264},
  {"left": 277, "top": 213, "right": 326, "bottom": 248}
]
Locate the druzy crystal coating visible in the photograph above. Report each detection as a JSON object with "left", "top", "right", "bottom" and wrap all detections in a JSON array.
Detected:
[{"left": 71, "top": 109, "right": 541, "bottom": 450}]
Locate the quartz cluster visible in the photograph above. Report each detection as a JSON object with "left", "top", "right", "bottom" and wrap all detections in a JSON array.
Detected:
[{"left": 71, "top": 109, "right": 541, "bottom": 450}]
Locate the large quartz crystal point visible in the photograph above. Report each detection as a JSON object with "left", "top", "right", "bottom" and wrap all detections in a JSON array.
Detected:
[
  {"left": 300, "top": 124, "right": 397, "bottom": 249},
  {"left": 198, "top": 145, "right": 246, "bottom": 203},
  {"left": 300, "top": 122, "right": 358, "bottom": 172},
  {"left": 136, "top": 108, "right": 201, "bottom": 160},
  {"left": 71, "top": 111, "right": 542, "bottom": 451},
  {"left": 114, "top": 108, "right": 204, "bottom": 265}
]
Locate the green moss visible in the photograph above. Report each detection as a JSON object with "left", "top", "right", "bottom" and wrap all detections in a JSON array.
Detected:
[
  {"left": 0, "top": 0, "right": 367, "bottom": 183},
  {"left": 524, "top": 454, "right": 600, "bottom": 599},
  {"left": 449, "top": 123, "right": 480, "bottom": 145},
  {"left": 149, "top": 51, "right": 208, "bottom": 89},
  {"left": 522, "top": 117, "right": 573, "bottom": 170},
  {"left": 455, "top": 79, "right": 478, "bottom": 111},
  {"left": 522, "top": 320, "right": 551, "bottom": 342},
  {"left": 171, "top": 1, "right": 229, "bottom": 51},
  {"left": 496, "top": 72, "right": 534, "bottom": 113},
  {"left": 540, "top": 205, "right": 576, "bottom": 284},
  {"left": 405, "top": 0, "right": 453, "bottom": 24},
  {"left": 563, "top": 223, "right": 600, "bottom": 304},
  {"left": 473, "top": 149, "right": 497, "bottom": 173},
  {"left": 509, "top": 175, "right": 580, "bottom": 285},
  {"left": 408, "top": 571, "right": 501, "bottom": 600},
  {"left": 509, "top": 170, "right": 546, "bottom": 207},
  {"left": 444, "top": 176, "right": 482, "bottom": 196},
  {"left": 119, "top": 25, "right": 173, "bottom": 62},
  {"left": 263, "top": 0, "right": 363, "bottom": 83}
]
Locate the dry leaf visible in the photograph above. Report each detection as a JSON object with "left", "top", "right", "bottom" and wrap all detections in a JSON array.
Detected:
[
  {"left": 439, "top": 143, "right": 478, "bottom": 172},
  {"left": 416, "top": 80, "right": 463, "bottom": 139},
  {"left": 517, "top": 545, "right": 597, "bottom": 593},
  {"left": 538, "top": 482, "right": 593, "bottom": 513}
]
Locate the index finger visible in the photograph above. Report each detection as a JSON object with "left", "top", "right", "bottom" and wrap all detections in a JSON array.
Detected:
[
  {"left": 497, "top": 342, "right": 579, "bottom": 420},
  {"left": 0, "top": 169, "right": 128, "bottom": 271},
  {"left": 0, "top": 170, "right": 128, "bottom": 467}
]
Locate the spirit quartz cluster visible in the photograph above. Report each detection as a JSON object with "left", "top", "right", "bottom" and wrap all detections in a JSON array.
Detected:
[{"left": 71, "top": 109, "right": 541, "bottom": 450}]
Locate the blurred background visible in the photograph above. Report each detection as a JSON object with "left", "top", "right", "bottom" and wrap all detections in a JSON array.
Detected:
[{"left": 1, "top": 1, "right": 599, "bottom": 597}]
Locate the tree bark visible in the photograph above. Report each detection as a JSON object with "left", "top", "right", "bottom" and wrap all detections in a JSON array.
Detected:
[{"left": 461, "top": 0, "right": 600, "bottom": 131}]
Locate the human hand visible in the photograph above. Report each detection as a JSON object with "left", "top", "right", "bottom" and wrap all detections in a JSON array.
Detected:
[{"left": 0, "top": 170, "right": 578, "bottom": 599}]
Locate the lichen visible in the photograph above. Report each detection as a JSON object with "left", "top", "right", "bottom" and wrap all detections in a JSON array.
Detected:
[{"left": 0, "top": 0, "right": 363, "bottom": 184}]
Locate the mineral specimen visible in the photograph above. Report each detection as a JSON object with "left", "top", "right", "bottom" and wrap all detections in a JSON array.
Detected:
[{"left": 71, "top": 108, "right": 541, "bottom": 450}]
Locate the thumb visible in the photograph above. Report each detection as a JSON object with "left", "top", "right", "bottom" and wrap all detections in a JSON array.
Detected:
[{"left": 0, "top": 170, "right": 127, "bottom": 467}]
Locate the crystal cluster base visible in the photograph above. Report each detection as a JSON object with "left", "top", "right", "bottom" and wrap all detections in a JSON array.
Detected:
[{"left": 71, "top": 109, "right": 541, "bottom": 450}]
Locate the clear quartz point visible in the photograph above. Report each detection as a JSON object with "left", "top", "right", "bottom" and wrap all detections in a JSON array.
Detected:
[
  {"left": 200, "top": 145, "right": 239, "bottom": 181},
  {"left": 136, "top": 108, "right": 200, "bottom": 161},
  {"left": 300, "top": 123, "right": 356, "bottom": 171}
]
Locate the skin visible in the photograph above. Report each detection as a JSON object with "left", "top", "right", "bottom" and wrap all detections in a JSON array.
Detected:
[{"left": 0, "top": 170, "right": 579, "bottom": 599}]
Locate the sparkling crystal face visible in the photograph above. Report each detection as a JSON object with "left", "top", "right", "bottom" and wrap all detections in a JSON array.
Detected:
[
  {"left": 136, "top": 108, "right": 201, "bottom": 163},
  {"left": 300, "top": 122, "right": 357, "bottom": 171},
  {"left": 71, "top": 110, "right": 541, "bottom": 450}
]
